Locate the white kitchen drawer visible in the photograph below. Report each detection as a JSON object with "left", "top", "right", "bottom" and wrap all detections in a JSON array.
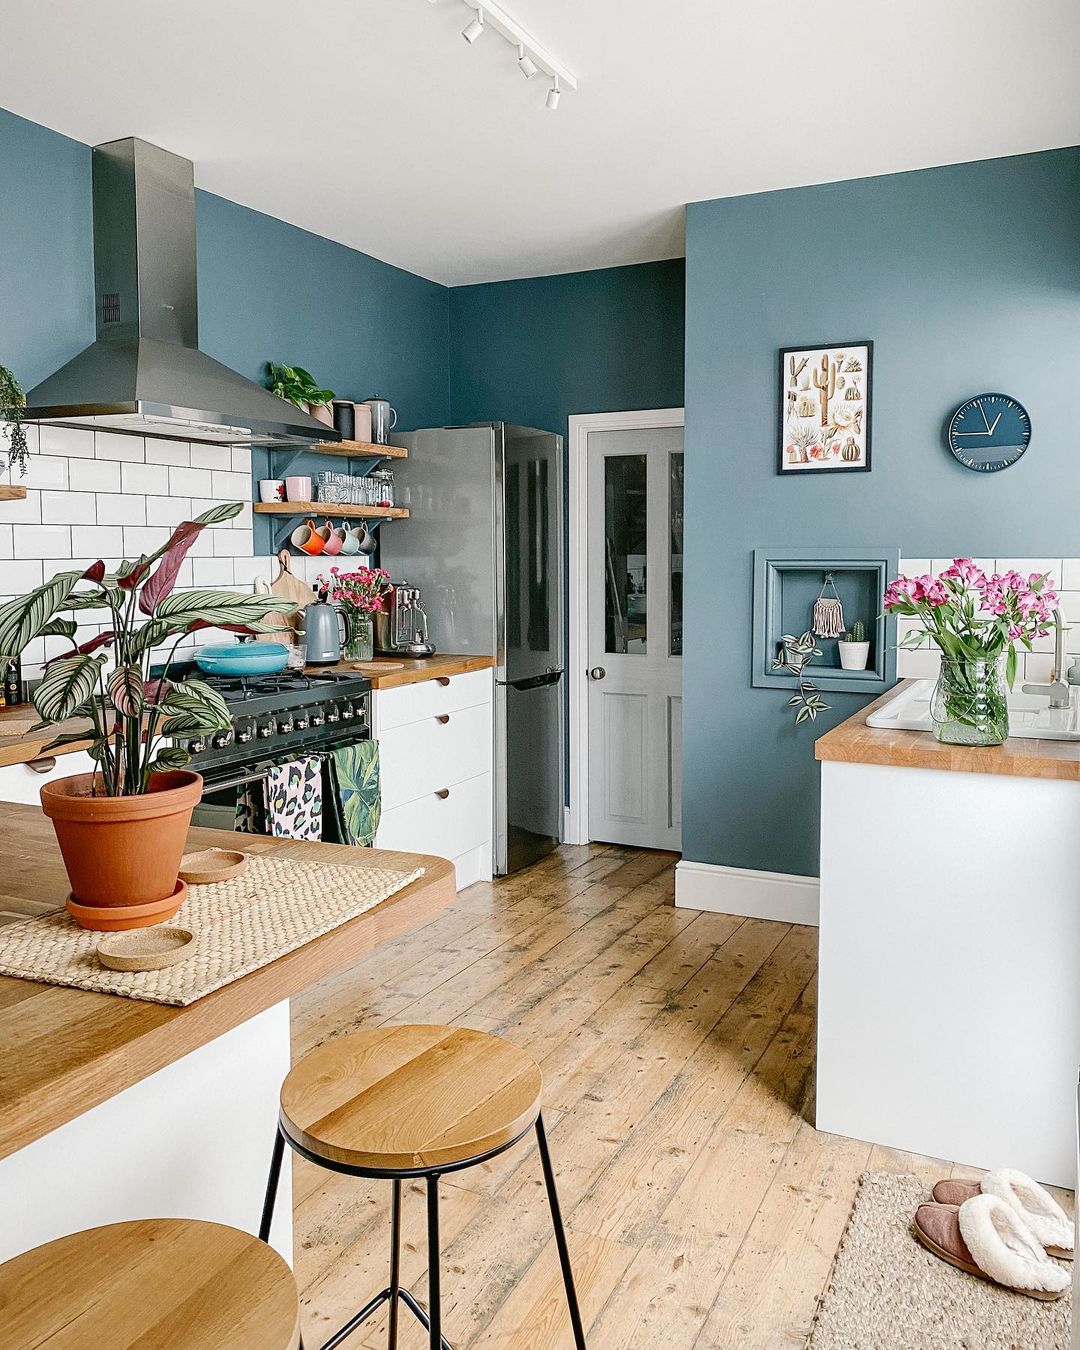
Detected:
[
  {"left": 0, "top": 750, "right": 97, "bottom": 805},
  {"left": 375, "top": 668, "right": 492, "bottom": 732},
  {"left": 376, "top": 771, "right": 492, "bottom": 863},
  {"left": 378, "top": 702, "right": 492, "bottom": 811}
]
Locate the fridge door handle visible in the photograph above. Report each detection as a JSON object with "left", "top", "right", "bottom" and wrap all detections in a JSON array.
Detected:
[{"left": 504, "top": 669, "right": 563, "bottom": 692}]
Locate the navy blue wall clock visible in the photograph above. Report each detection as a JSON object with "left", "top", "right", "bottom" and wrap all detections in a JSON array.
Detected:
[{"left": 947, "top": 393, "right": 1031, "bottom": 472}]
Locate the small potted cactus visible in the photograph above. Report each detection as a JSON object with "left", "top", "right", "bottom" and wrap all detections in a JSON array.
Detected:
[{"left": 838, "top": 619, "right": 870, "bottom": 671}]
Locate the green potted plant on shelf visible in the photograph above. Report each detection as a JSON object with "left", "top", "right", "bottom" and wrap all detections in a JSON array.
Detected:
[
  {"left": 266, "top": 362, "right": 335, "bottom": 428},
  {"left": 0, "top": 503, "right": 295, "bottom": 931},
  {"left": 838, "top": 619, "right": 870, "bottom": 671},
  {"left": 0, "top": 362, "right": 30, "bottom": 476}
]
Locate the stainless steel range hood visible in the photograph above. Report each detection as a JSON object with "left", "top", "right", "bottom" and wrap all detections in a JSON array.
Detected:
[{"left": 25, "top": 137, "right": 337, "bottom": 448}]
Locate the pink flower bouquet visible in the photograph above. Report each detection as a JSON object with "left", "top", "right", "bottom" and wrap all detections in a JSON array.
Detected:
[{"left": 317, "top": 567, "right": 392, "bottom": 615}]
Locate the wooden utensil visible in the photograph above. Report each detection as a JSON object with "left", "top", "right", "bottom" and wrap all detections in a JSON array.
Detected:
[
  {"left": 350, "top": 661, "right": 405, "bottom": 673},
  {"left": 97, "top": 926, "right": 195, "bottom": 972},
  {"left": 179, "top": 848, "right": 248, "bottom": 884},
  {"left": 269, "top": 549, "right": 315, "bottom": 636}
]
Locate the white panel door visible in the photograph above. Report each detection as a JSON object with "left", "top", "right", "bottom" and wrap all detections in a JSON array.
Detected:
[{"left": 587, "top": 427, "right": 683, "bottom": 849}]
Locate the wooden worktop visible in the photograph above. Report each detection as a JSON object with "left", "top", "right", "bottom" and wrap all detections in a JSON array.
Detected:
[
  {"left": 0, "top": 707, "right": 92, "bottom": 768},
  {"left": 311, "top": 652, "right": 495, "bottom": 690},
  {"left": 815, "top": 680, "right": 1080, "bottom": 781},
  {"left": 0, "top": 805, "right": 455, "bottom": 1162}
]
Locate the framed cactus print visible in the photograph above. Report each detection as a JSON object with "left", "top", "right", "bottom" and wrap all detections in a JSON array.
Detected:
[{"left": 778, "top": 341, "right": 873, "bottom": 474}]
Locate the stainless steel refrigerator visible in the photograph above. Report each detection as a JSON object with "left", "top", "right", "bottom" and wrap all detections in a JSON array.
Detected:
[{"left": 385, "top": 423, "right": 564, "bottom": 875}]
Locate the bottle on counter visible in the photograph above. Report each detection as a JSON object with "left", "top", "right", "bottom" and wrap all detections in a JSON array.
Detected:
[{"left": 2, "top": 656, "right": 22, "bottom": 707}]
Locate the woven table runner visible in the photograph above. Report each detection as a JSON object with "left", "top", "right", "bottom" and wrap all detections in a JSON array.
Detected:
[{"left": 0, "top": 854, "right": 424, "bottom": 1007}]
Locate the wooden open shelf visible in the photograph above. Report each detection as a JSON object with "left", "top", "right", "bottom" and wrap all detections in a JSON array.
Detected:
[
  {"left": 254, "top": 502, "right": 410, "bottom": 520},
  {"left": 273, "top": 440, "right": 408, "bottom": 460},
  {"left": 0, "top": 485, "right": 28, "bottom": 501}
]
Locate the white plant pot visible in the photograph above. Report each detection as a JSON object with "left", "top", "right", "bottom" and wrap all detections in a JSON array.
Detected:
[{"left": 838, "top": 640, "right": 870, "bottom": 671}]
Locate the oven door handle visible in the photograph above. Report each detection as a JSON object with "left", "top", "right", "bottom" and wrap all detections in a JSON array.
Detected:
[{"left": 201, "top": 766, "right": 273, "bottom": 794}]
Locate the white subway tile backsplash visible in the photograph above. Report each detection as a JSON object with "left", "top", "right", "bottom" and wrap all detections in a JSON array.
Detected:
[
  {"left": 232, "top": 502, "right": 253, "bottom": 530},
  {"left": 1023, "top": 653, "right": 1054, "bottom": 683},
  {"left": 123, "top": 526, "right": 171, "bottom": 558},
  {"left": 231, "top": 446, "right": 252, "bottom": 473},
  {"left": 213, "top": 527, "right": 253, "bottom": 558},
  {"left": 144, "top": 440, "right": 190, "bottom": 467},
  {"left": 16, "top": 525, "right": 71, "bottom": 559},
  {"left": 94, "top": 432, "right": 145, "bottom": 462},
  {"left": 191, "top": 558, "right": 235, "bottom": 588},
  {"left": 210, "top": 470, "right": 251, "bottom": 500},
  {"left": 96, "top": 493, "right": 146, "bottom": 527},
  {"left": 41, "top": 491, "right": 96, "bottom": 525},
  {"left": 22, "top": 455, "right": 69, "bottom": 490},
  {"left": 995, "top": 559, "right": 1061, "bottom": 582},
  {"left": 146, "top": 495, "right": 189, "bottom": 526},
  {"left": 2, "top": 560, "right": 43, "bottom": 593},
  {"left": 232, "top": 556, "right": 274, "bottom": 588},
  {"left": 896, "top": 647, "right": 941, "bottom": 680},
  {"left": 38, "top": 426, "right": 94, "bottom": 458},
  {"left": 72, "top": 525, "right": 124, "bottom": 558},
  {"left": 169, "top": 466, "right": 212, "bottom": 497},
  {"left": 0, "top": 524, "right": 14, "bottom": 558},
  {"left": 121, "top": 462, "right": 170, "bottom": 496},
  {"left": 69, "top": 457, "right": 122, "bottom": 493},
  {"left": 1, "top": 489, "right": 42, "bottom": 524},
  {"left": 189, "top": 444, "right": 233, "bottom": 471}
]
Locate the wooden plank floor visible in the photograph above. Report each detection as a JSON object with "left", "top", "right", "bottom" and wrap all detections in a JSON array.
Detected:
[{"left": 288, "top": 844, "right": 1016, "bottom": 1348}]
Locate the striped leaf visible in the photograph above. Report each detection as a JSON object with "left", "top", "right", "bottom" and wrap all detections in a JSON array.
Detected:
[
  {"left": 156, "top": 677, "right": 232, "bottom": 734},
  {"left": 32, "top": 653, "right": 105, "bottom": 723},
  {"left": 0, "top": 571, "right": 82, "bottom": 660},
  {"left": 133, "top": 591, "right": 296, "bottom": 654},
  {"left": 147, "top": 745, "right": 192, "bottom": 772},
  {"left": 107, "top": 664, "right": 145, "bottom": 718}
]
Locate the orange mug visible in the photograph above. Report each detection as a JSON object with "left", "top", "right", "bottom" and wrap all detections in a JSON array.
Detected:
[{"left": 290, "top": 518, "right": 325, "bottom": 556}]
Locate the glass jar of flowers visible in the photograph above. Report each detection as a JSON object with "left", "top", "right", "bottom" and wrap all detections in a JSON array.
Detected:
[
  {"left": 318, "top": 566, "right": 392, "bottom": 662},
  {"left": 883, "top": 558, "right": 1058, "bottom": 746}
]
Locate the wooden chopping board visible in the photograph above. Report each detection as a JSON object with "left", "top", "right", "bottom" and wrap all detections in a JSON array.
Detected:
[{"left": 257, "top": 551, "right": 313, "bottom": 639}]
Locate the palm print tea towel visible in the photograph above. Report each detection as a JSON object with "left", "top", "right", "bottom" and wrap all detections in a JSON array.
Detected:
[{"left": 329, "top": 741, "right": 382, "bottom": 847}]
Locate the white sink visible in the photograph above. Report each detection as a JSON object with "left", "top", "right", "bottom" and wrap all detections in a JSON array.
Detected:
[{"left": 867, "top": 679, "right": 1080, "bottom": 741}]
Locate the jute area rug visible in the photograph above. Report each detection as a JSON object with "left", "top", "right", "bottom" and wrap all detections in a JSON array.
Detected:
[{"left": 807, "top": 1172, "right": 1071, "bottom": 1350}]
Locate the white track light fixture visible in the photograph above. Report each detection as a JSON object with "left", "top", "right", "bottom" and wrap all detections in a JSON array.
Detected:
[
  {"left": 462, "top": 6, "right": 485, "bottom": 43},
  {"left": 517, "top": 44, "right": 538, "bottom": 80},
  {"left": 448, "top": 1, "right": 577, "bottom": 107}
]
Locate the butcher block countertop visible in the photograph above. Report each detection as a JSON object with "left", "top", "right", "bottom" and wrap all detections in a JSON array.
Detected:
[
  {"left": 0, "top": 708, "right": 92, "bottom": 768},
  {"left": 0, "top": 805, "right": 455, "bottom": 1162},
  {"left": 311, "top": 652, "right": 495, "bottom": 690},
  {"left": 815, "top": 680, "right": 1080, "bottom": 782}
]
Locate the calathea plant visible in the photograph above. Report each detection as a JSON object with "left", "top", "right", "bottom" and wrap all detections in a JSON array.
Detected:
[{"left": 0, "top": 503, "right": 295, "bottom": 795}]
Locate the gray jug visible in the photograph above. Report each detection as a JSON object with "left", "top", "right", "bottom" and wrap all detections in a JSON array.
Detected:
[{"left": 302, "top": 599, "right": 345, "bottom": 665}]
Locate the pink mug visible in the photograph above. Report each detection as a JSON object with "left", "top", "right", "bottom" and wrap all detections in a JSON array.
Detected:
[
  {"left": 321, "top": 520, "right": 344, "bottom": 556},
  {"left": 284, "top": 475, "right": 313, "bottom": 502}
]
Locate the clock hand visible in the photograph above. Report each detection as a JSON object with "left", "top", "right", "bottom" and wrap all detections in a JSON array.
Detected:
[
  {"left": 987, "top": 412, "right": 1002, "bottom": 436},
  {"left": 979, "top": 403, "right": 991, "bottom": 432},
  {"left": 954, "top": 429, "right": 992, "bottom": 435}
]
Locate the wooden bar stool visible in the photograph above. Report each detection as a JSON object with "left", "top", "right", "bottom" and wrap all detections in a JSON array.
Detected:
[
  {"left": 260, "top": 1023, "right": 587, "bottom": 1350},
  {"left": 0, "top": 1218, "right": 302, "bottom": 1349}
]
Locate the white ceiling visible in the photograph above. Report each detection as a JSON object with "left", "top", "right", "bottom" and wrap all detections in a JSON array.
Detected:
[{"left": 4, "top": 0, "right": 1079, "bottom": 286}]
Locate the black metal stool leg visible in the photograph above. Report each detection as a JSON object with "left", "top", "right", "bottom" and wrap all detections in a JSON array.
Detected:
[
  {"left": 426, "top": 1175, "right": 442, "bottom": 1350},
  {"left": 388, "top": 1179, "right": 402, "bottom": 1349},
  {"left": 535, "top": 1114, "right": 587, "bottom": 1348},
  {"left": 259, "top": 1127, "right": 286, "bottom": 1244}
]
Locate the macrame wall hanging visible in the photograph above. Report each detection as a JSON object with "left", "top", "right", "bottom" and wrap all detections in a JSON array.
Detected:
[{"left": 812, "top": 572, "right": 845, "bottom": 638}]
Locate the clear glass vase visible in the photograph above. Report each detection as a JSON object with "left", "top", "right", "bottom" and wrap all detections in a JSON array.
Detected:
[
  {"left": 930, "top": 655, "right": 1009, "bottom": 746},
  {"left": 343, "top": 612, "right": 374, "bottom": 662}
]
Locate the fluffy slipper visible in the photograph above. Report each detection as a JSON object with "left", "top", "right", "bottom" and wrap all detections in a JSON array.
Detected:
[
  {"left": 957, "top": 1195, "right": 1070, "bottom": 1298},
  {"left": 932, "top": 1171, "right": 1074, "bottom": 1260}
]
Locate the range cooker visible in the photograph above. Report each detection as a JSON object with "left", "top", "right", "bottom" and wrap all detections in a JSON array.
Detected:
[{"left": 161, "top": 664, "right": 372, "bottom": 829}]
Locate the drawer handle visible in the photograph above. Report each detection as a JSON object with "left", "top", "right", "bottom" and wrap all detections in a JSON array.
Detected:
[
  {"left": 434, "top": 788, "right": 451, "bottom": 800},
  {"left": 26, "top": 756, "right": 57, "bottom": 774},
  {"left": 435, "top": 714, "right": 450, "bottom": 725},
  {"left": 435, "top": 676, "right": 451, "bottom": 687}
]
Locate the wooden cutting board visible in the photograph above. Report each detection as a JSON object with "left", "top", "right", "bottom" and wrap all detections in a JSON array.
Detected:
[{"left": 256, "top": 551, "right": 314, "bottom": 639}]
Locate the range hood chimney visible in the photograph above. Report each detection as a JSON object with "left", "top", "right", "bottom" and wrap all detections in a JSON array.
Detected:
[{"left": 25, "top": 138, "right": 337, "bottom": 448}]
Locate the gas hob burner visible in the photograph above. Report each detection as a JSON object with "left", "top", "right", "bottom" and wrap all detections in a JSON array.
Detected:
[{"left": 196, "top": 669, "right": 365, "bottom": 702}]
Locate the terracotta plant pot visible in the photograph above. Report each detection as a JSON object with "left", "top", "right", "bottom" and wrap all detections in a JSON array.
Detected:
[
  {"left": 309, "top": 402, "right": 334, "bottom": 428},
  {"left": 40, "top": 771, "right": 203, "bottom": 930}
]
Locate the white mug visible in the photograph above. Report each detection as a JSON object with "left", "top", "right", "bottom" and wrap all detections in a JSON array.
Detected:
[{"left": 259, "top": 479, "right": 285, "bottom": 503}]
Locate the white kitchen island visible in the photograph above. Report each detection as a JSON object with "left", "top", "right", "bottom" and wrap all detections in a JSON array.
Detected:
[{"left": 815, "top": 686, "right": 1080, "bottom": 1189}]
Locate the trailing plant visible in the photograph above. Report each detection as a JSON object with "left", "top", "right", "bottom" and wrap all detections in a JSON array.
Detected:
[
  {"left": 844, "top": 620, "right": 866, "bottom": 644},
  {"left": 266, "top": 362, "right": 334, "bottom": 411},
  {"left": 773, "top": 630, "right": 830, "bottom": 725},
  {"left": 0, "top": 503, "right": 296, "bottom": 796},
  {"left": 0, "top": 363, "right": 30, "bottom": 477}
]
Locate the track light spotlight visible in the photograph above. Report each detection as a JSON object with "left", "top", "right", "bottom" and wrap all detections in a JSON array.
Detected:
[
  {"left": 517, "top": 44, "right": 538, "bottom": 79},
  {"left": 546, "top": 76, "right": 561, "bottom": 110},
  {"left": 462, "top": 6, "right": 485, "bottom": 43}
]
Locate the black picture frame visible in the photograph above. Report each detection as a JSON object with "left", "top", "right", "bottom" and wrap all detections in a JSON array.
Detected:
[{"left": 777, "top": 340, "right": 873, "bottom": 475}]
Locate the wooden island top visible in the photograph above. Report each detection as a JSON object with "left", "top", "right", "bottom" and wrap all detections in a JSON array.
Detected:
[
  {"left": 0, "top": 805, "right": 455, "bottom": 1162},
  {"left": 815, "top": 680, "right": 1080, "bottom": 782}
]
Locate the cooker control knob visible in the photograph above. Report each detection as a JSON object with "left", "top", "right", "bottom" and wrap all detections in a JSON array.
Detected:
[
  {"left": 258, "top": 724, "right": 273, "bottom": 738},
  {"left": 189, "top": 739, "right": 205, "bottom": 754},
  {"left": 311, "top": 712, "right": 324, "bottom": 727},
  {"left": 326, "top": 710, "right": 340, "bottom": 723},
  {"left": 212, "top": 731, "right": 232, "bottom": 749},
  {"left": 341, "top": 706, "right": 354, "bottom": 720},
  {"left": 237, "top": 728, "right": 253, "bottom": 743},
  {"left": 295, "top": 715, "right": 309, "bottom": 730}
]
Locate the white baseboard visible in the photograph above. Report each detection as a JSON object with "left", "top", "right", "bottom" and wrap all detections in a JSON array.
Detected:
[{"left": 675, "top": 859, "right": 819, "bottom": 927}]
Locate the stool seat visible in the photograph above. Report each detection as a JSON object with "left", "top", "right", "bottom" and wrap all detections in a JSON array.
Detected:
[
  {"left": 280, "top": 1023, "right": 543, "bottom": 1172},
  {"left": 0, "top": 1218, "right": 301, "bottom": 1349}
]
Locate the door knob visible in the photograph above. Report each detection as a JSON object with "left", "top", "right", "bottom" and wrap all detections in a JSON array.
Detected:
[{"left": 588, "top": 666, "right": 606, "bottom": 681}]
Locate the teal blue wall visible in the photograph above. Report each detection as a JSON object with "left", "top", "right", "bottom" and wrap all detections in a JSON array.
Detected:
[
  {"left": 0, "top": 105, "right": 450, "bottom": 426},
  {"left": 447, "top": 260, "right": 685, "bottom": 435},
  {"left": 684, "top": 148, "right": 1080, "bottom": 876}
]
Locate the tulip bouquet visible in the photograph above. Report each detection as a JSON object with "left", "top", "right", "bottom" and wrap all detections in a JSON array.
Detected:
[{"left": 883, "top": 558, "right": 1059, "bottom": 744}]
